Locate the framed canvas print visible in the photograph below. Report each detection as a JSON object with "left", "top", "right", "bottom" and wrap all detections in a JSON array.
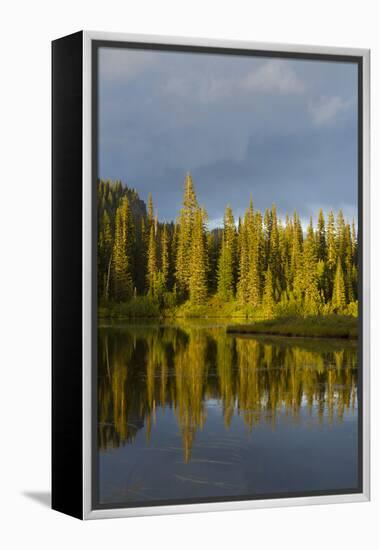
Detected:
[{"left": 52, "top": 31, "right": 370, "bottom": 520}]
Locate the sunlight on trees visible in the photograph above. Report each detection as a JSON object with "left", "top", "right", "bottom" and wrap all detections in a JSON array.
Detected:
[{"left": 97, "top": 175, "right": 358, "bottom": 318}]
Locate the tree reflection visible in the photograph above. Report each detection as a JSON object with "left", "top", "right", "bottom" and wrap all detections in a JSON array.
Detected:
[{"left": 98, "top": 324, "right": 358, "bottom": 462}]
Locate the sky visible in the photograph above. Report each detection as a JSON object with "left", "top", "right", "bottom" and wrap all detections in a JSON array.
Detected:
[{"left": 98, "top": 46, "right": 358, "bottom": 228}]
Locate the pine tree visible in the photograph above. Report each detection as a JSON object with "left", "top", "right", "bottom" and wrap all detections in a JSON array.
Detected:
[
  {"left": 262, "top": 268, "right": 275, "bottom": 318},
  {"left": 112, "top": 197, "right": 134, "bottom": 301},
  {"left": 268, "top": 204, "right": 280, "bottom": 298},
  {"left": 207, "top": 230, "right": 220, "bottom": 293},
  {"left": 161, "top": 223, "right": 169, "bottom": 291},
  {"left": 263, "top": 207, "right": 272, "bottom": 271},
  {"left": 351, "top": 218, "right": 358, "bottom": 264},
  {"left": 326, "top": 210, "right": 337, "bottom": 300},
  {"left": 217, "top": 235, "right": 234, "bottom": 301},
  {"left": 237, "top": 216, "right": 249, "bottom": 303},
  {"left": 247, "top": 254, "right": 261, "bottom": 307},
  {"left": 351, "top": 219, "right": 358, "bottom": 299},
  {"left": 315, "top": 208, "right": 327, "bottom": 262},
  {"left": 176, "top": 173, "right": 199, "bottom": 296},
  {"left": 147, "top": 192, "right": 154, "bottom": 226},
  {"left": 344, "top": 223, "right": 354, "bottom": 303},
  {"left": 217, "top": 206, "right": 236, "bottom": 301},
  {"left": 147, "top": 225, "right": 158, "bottom": 295},
  {"left": 332, "top": 258, "right": 346, "bottom": 311},
  {"left": 302, "top": 220, "right": 322, "bottom": 315},
  {"left": 98, "top": 210, "right": 113, "bottom": 300},
  {"left": 189, "top": 209, "right": 208, "bottom": 305},
  {"left": 336, "top": 209, "right": 346, "bottom": 262},
  {"left": 247, "top": 211, "right": 262, "bottom": 307},
  {"left": 279, "top": 215, "right": 292, "bottom": 299},
  {"left": 291, "top": 211, "right": 304, "bottom": 304},
  {"left": 224, "top": 205, "right": 237, "bottom": 288},
  {"left": 254, "top": 211, "right": 265, "bottom": 295}
]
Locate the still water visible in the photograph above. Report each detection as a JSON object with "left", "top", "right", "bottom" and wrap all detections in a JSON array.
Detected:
[{"left": 97, "top": 321, "right": 359, "bottom": 506}]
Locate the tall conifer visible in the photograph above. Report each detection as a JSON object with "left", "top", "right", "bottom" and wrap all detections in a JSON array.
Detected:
[
  {"left": 176, "top": 173, "right": 199, "bottom": 296},
  {"left": 147, "top": 225, "right": 158, "bottom": 295},
  {"left": 316, "top": 208, "right": 327, "bottom": 261},
  {"left": 303, "top": 220, "right": 322, "bottom": 315},
  {"left": 217, "top": 236, "right": 234, "bottom": 301},
  {"left": 161, "top": 224, "right": 169, "bottom": 289},
  {"left": 332, "top": 258, "right": 346, "bottom": 311},
  {"left": 262, "top": 268, "right": 275, "bottom": 318},
  {"left": 189, "top": 209, "right": 208, "bottom": 305},
  {"left": 112, "top": 197, "right": 134, "bottom": 301}
]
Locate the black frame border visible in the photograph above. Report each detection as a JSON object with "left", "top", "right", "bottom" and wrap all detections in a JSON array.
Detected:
[
  {"left": 91, "top": 39, "right": 364, "bottom": 511},
  {"left": 52, "top": 30, "right": 84, "bottom": 519}
]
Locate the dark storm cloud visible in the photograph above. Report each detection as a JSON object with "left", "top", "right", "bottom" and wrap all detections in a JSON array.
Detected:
[{"left": 98, "top": 48, "right": 358, "bottom": 225}]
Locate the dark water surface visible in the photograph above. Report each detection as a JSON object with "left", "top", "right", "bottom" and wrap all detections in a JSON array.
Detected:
[{"left": 97, "top": 321, "right": 359, "bottom": 506}]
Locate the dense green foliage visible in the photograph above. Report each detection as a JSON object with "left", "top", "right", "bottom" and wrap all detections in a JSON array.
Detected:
[{"left": 98, "top": 174, "right": 358, "bottom": 319}]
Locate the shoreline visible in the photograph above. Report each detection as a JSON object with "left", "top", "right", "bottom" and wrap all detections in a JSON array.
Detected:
[
  {"left": 226, "top": 316, "right": 358, "bottom": 340},
  {"left": 98, "top": 311, "right": 358, "bottom": 340},
  {"left": 226, "top": 327, "right": 357, "bottom": 340}
]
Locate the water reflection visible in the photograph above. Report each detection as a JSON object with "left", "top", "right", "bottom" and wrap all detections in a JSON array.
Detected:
[{"left": 98, "top": 323, "right": 357, "bottom": 464}]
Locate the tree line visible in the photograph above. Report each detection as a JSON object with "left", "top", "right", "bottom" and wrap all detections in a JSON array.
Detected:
[{"left": 98, "top": 174, "right": 358, "bottom": 317}]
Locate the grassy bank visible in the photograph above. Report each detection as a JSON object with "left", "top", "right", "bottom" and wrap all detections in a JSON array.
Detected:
[
  {"left": 226, "top": 315, "right": 358, "bottom": 339},
  {"left": 98, "top": 299, "right": 358, "bottom": 339},
  {"left": 98, "top": 297, "right": 162, "bottom": 319},
  {"left": 98, "top": 296, "right": 265, "bottom": 320}
]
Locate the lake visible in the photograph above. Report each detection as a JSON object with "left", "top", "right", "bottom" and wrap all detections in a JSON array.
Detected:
[{"left": 97, "top": 320, "right": 359, "bottom": 506}]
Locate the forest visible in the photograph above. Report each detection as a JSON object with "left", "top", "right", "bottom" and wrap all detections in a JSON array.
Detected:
[{"left": 97, "top": 173, "right": 358, "bottom": 320}]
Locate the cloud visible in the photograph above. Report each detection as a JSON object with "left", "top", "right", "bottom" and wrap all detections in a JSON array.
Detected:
[
  {"left": 308, "top": 95, "right": 352, "bottom": 127},
  {"left": 99, "top": 47, "right": 155, "bottom": 83},
  {"left": 162, "top": 74, "right": 233, "bottom": 102},
  {"left": 98, "top": 49, "right": 358, "bottom": 224},
  {"left": 161, "top": 59, "right": 306, "bottom": 103},
  {"left": 241, "top": 60, "right": 306, "bottom": 94}
]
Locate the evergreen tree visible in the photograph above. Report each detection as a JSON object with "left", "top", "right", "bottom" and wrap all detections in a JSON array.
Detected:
[
  {"left": 217, "top": 236, "right": 234, "bottom": 301},
  {"left": 247, "top": 254, "right": 261, "bottom": 307},
  {"left": 247, "top": 211, "right": 262, "bottom": 307},
  {"left": 112, "top": 197, "right": 134, "bottom": 301},
  {"left": 326, "top": 210, "right": 337, "bottom": 300},
  {"left": 224, "top": 205, "right": 237, "bottom": 288},
  {"left": 351, "top": 219, "right": 358, "bottom": 299},
  {"left": 254, "top": 211, "right": 265, "bottom": 296},
  {"left": 189, "top": 209, "right": 208, "bottom": 305},
  {"left": 207, "top": 230, "right": 221, "bottom": 293},
  {"left": 217, "top": 206, "right": 236, "bottom": 301},
  {"left": 237, "top": 216, "right": 249, "bottom": 303},
  {"left": 147, "top": 192, "right": 154, "bottom": 226},
  {"left": 263, "top": 207, "right": 272, "bottom": 271},
  {"left": 332, "top": 258, "right": 346, "bottom": 311},
  {"left": 291, "top": 211, "right": 304, "bottom": 304},
  {"left": 302, "top": 220, "right": 322, "bottom": 315},
  {"left": 147, "top": 225, "right": 158, "bottom": 295},
  {"left": 161, "top": 223, "right": 169, "bottom": 291},
  {"left": 336, "top": 209, "right": 346, "bottom": 261},
  {"left": 315, "top": 208, "right": 327, "bottom": 261},
  {"left": 176, "top": 173, "right": 199, "bottom": 296},
  {"left": 262, "top": 268, "right": 275, "bottom": 318},
  {"left": 351, "top": 218, "right": 358, "bottom": 264},
  {"left": 344, "top": 223, "right": 354, "bottom": 303},
  {"left": 268, "top": 204, "right": 280, "bottom": 298},
  {"left": 98, "top": 210, "right": 113, "bottom": 300},
  {"left": 279, "top": 215, "right": 292, "bottom": 298}
]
